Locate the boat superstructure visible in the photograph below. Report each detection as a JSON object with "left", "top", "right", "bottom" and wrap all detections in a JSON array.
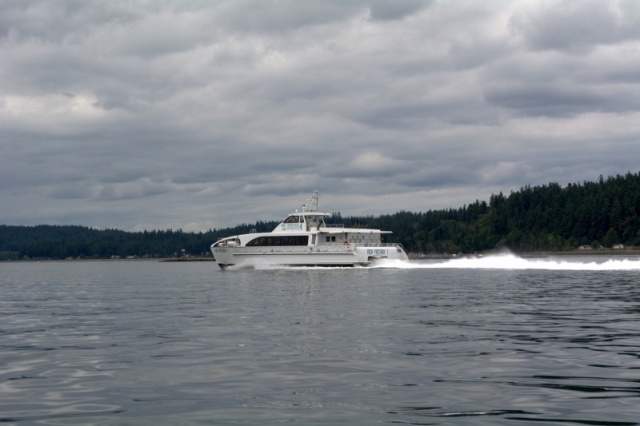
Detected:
[{"left": 210, "top": 191, "right": 408, "bottom": 269}]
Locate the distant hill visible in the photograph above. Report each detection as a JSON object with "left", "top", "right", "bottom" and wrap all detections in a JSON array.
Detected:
[
  {"left": 0, "top": 222, "right": 277, "bottom": 260},
  {"left": 1, "top": 172, "right": 638, "bottom": 260}
]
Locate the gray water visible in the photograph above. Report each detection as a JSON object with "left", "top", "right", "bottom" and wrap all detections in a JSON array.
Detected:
[{"left": 1, "top": 255, "right": 639, "bottom": 425}]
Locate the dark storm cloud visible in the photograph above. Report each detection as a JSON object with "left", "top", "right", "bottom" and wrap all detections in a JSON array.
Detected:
[{"left": 1, "top": 0, "right": 638, "bottom": 231}]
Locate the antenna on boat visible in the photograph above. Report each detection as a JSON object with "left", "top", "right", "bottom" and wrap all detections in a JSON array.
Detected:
[{"left": 302, "top": 191, "right": 319, "bottom": 212}]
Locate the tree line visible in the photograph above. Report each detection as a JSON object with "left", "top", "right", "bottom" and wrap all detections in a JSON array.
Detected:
[{"left": 1, "top": 172, "right": 638, "bottom": 260}]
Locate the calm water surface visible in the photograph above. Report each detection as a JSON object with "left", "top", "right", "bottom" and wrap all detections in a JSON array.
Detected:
[{"left": 1, "top": 256, "right": 639, "bottom": 425}]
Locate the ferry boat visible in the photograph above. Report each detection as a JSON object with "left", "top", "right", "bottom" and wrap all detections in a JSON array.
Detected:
[{"left": 210, "top": 192, "right": 409, "bottom": 269}]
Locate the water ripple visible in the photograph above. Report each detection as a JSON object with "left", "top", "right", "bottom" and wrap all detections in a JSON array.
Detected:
[{"left": 1, "top": 260, "right": 639, "bottom": 424}]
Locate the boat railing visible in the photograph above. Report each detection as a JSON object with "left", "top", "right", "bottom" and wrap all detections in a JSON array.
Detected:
[
  {"left": 317, "top": 242, "right": 403, "bottom": 248},
  {"left": 324, "top": 224, "right": 345, "bottom": 228}
]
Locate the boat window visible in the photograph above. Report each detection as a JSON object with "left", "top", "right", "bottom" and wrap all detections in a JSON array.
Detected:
[
  {"left": 307, "top": 215, "right": 322, "bottom": 227},
  {"left": 283, "top": 215, "right": 299, "bottom": 224},
  {"left": 246, "top": 235, "right": 309, "bottom": 246}
]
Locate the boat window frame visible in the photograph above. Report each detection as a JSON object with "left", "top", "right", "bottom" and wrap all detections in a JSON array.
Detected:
[
  {"left": 246, "top": 235, "right": 309, "bottom": 247},
  {"left": 283, "top": 215, "right": 300, "bottom": 224}
]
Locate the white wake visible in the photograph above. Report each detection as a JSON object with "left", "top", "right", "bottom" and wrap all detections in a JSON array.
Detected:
[
  {"left": 225, "top": 253, "right": 640, "bottom": 271},
  {"left": 370, "top": 254, "right": 640, "bottom": 271}
]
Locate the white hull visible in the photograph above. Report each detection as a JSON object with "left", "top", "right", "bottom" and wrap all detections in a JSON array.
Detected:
[
  {"left": 212, "top": 244, "right": 408, "bottom": 268},
  {"left": 210, "top": 192, "right": 409, "bottom": 269}
]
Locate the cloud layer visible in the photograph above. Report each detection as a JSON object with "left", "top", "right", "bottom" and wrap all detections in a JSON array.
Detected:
[{"left": 1, "top": 0, "right": 638, "bottom": 231}]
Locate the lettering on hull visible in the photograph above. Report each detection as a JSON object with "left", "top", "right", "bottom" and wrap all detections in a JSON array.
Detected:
[
  {"left": 281, "top": 223, "right": 304, "bottom": 231},
  {"left": 367, "top": 249, "right": 388, "bottom": 256}
]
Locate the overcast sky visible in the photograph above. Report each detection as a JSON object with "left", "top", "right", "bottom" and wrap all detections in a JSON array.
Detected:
[{"left": 1, "top": 0, "right": 639, "bottom": 232}]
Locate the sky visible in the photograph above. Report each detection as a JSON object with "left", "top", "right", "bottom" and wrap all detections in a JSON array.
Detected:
[{"left": 1, "top": 0, "right": 639, "bottom": 232}]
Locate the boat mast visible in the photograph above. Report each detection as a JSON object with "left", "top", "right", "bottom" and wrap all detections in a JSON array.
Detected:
[{"left": 303, "top": 191, "right": 319, "bottom": 213}]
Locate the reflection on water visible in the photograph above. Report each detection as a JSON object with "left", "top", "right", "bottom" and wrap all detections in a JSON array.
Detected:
[{"left": 1, "top": 257, "right": 639, "bottom": 425}]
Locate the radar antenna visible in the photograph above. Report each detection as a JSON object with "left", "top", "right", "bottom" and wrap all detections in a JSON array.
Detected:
[{"left": 302, "top": 191, "right": 319, "bottom": 212}]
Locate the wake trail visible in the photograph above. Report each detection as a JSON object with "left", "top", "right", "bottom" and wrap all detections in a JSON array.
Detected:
[
  {"left": 224, "top": 253, "right": 640, "bottom": 271},
  {"left": 370, "top": 254, "right": 640, "bottom": 271}
]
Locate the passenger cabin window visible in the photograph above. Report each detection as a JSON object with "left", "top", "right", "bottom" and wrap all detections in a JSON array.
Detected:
[{"left": 246, "top": 235, "right": 309, "bottom": 246}]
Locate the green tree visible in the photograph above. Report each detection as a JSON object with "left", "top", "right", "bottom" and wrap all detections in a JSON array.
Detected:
[{"left": 602, "top": 227, "right": 619, "bottom": 248}]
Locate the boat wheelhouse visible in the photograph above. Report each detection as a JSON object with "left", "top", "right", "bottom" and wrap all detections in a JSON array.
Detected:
[{"left": 210, "top": 191, "right": 408, "bottom": 269}]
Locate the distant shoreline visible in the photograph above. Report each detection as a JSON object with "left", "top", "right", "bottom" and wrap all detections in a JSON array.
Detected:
[{"left": 519, "top": 249, "right": 640, "bottom": 258}]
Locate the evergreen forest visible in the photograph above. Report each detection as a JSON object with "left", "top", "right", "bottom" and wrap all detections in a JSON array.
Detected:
[{"left": 1, "top": 172, "right": 638, "bottom": 260}]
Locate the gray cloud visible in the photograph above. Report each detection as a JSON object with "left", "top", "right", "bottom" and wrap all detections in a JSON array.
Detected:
[
  {"left": 510, "top": 0, "right": 639, "bottom": 53},
  {"left": 484, "top": 83, "right": 635, "bottom": 117},
  {"left": 1, "top": 0, "right": 638, "bottom": 232}
]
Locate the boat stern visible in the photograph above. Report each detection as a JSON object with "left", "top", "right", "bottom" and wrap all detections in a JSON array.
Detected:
[{"left": 355, "top": 244, "right": 408, "bottom": 263}]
